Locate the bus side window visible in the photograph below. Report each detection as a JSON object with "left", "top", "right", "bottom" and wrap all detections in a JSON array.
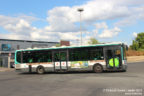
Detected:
[
  {"left": 28, "top": 58, "right": 33, "bottom": 63},
  {"left": 47, "top": 52, "right": 52, "bottom": 62},
  {"left": 38, "top": 58, "right": 42, "bottom": 62},
  {"left": 107, "top": 50, "right": 113, "bottom": 59},
  {"left": 48, "top": 59, "right": 51, "bottom": 62},
  {"left": 54, "top": 53, "right": 60, "bottom": 61},
  {"left": 115, "top": 49, "right": 121, "bottom": 59},
  {"left": 89, "top": 48, "right": 104, "bottom": 60},
  {"left": 34, "top": 51, "right": 52, "bottom": 63}
]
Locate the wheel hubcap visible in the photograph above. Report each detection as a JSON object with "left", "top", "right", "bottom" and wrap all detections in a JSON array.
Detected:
[
  {"left": 38, "top": 68, "right": 43, "bottom": 73},
  {"left": 95, "top": 66, "right": 102, "bottom": 72}
]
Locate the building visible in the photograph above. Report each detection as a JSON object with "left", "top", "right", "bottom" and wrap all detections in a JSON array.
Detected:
[
  {"left": 0, "top": 39, "right": 59, "bottom": 68},
  {"left": 60, "top": 40, "right": 70, "bottom": 46}
]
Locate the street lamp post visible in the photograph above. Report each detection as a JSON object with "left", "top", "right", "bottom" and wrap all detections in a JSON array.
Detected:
[{"left": 77, "top": 8, "right": 84, "bottom": 46}]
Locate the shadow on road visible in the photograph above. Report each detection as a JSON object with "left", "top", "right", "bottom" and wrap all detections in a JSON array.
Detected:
[{"left": 18, "top": 71, "right": 126, "bottom": 75}]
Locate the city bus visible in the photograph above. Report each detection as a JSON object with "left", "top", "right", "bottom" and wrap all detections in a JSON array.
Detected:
[{"left": 15, "top": 43, "right": 127, "bottom": 74}]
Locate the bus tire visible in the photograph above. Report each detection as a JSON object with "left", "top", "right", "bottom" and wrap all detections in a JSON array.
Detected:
[
  {"left": 93, "top": 64, "right": 103, "bottom": 73},
  {"left": 36, "top": 66, "right": 45, "bottom": 74}
]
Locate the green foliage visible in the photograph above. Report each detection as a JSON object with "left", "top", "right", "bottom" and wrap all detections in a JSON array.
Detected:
[
  {"left": 55, "top": 44, "right": 60, "bottom": 47},
  {"left": 138, "top": 48, "right": 144, "bottom": 51},
  {"left": 136, "top": 32, "right": 144, "bottom": 48},
  {"left": 131, "top": 32, "right": 144, "bottom": 50},
  {"left": 88, "top": 37, "right": 99, "bottom": 45},
  {"left": 130, "top": 40, "right": 139, "bottom": 50}
]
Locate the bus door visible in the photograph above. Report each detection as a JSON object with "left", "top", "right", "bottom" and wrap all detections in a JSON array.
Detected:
[
  {"left": 105, "top": 47, "right": 122, "bottom": 69},
  {"left": 53, "top": 51, "right": 68, "bottom": 70}
]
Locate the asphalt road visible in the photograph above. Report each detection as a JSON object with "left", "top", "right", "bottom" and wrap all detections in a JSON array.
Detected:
[{"left": 0, "top": 62, "right": 144, "bottom": 96}]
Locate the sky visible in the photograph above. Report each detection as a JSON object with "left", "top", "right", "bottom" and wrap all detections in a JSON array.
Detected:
[{"left": 0, "top": 0, "right": 144, "bottom": 45}]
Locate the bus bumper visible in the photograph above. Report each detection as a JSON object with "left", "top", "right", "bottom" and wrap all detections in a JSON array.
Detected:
[
  {"left": 122, "top": 64, "right": 127, "bottom": 70},
  {"left": 15, "top": 69, "right": 22, "bottom": 72},
  {"left": 15, "top": 68, "right": 29, "bottom": 73}
]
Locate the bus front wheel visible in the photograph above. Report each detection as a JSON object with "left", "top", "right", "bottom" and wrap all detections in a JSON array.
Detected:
[
  {"left": 93, "top": 64, "right": 103, "bottom": 73},
  {"left": 36, "top": 66, "right": 45, "bottom": 74}
]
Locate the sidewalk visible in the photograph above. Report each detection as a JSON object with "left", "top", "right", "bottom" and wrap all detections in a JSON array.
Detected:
[
  {"left": 0, "top": 67, "right": 14, "bottom": 72},
  {"left": 127, "top": 56, "right": 144, "bottom": 63}
]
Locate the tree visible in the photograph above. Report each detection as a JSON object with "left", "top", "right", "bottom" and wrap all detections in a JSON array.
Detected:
[
  {"left": 88, "top": 37, "right": 99, "bottom": 45},
  {"left": 130, "top": 40, "right": 139, "bottom": 50},
  {"left": 136, "top": 32, "right": 144, "bottom": 49},
  {"left": 130, "top": 32, "right": 144, "bottom": 50},
  {"left": 55, "top": 44, "right": 60, "bottom": 47}
]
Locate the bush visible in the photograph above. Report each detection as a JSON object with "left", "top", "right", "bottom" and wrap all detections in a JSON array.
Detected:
[{"left": 126, "top": 49, "right": 144, "bottom": 56}]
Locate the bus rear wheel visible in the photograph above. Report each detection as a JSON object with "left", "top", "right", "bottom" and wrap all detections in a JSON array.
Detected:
[
  {"left": 36, "top": 66, "right": 45, "bottom": 74},
  {"left": 93, "top": 64, "right": 103, "bottom": 73}
]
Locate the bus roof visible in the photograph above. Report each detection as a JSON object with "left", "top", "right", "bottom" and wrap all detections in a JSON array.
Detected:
[{"left": 16, "top": 42, "right": 124, "bottom": 52}]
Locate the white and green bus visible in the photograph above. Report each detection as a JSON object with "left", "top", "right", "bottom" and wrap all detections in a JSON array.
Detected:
[{"left": 15, "top": 43, "right": 127, "bottom": 74}]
